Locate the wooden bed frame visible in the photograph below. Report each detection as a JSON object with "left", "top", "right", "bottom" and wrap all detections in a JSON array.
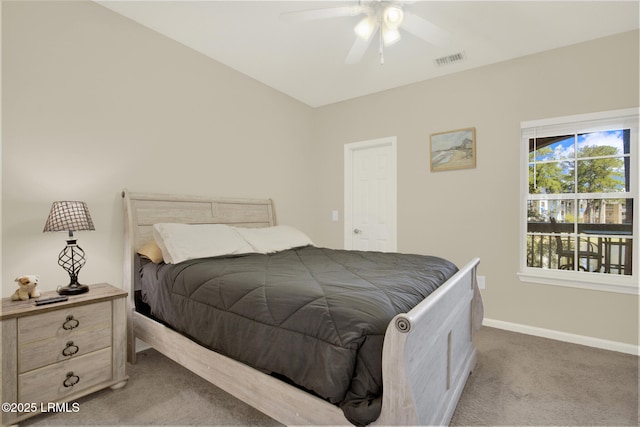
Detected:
[{"left": 122, "top": 189, "right": 482, "bottom": 426}]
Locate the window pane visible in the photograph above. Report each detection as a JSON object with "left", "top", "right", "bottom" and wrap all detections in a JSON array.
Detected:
[
  {"left": 529, "top": 135, "right": 574, "bottom": 161},
  {"left": 577, "top": 199, "right": 633, "bottom": 226},
  {"left": 576, "top": 157, "right": 626, "bottom": 193},
  {"left": 529, "top": 161, "right": 574, "bottom": 194},
  {"left": 602, "top": 237, "right": 633, "bottom": 275},
  {"left": 577, "top": 130, "right": 628, "bottom": 157},
  {"left": 577, "top": 198, "right": 633, "bottom": 275},
  {"left": 556, "top": 235, "right": 580, "bottom": 271},
  {"left": 527, "top": 199, "right": 573, "bottom": 226},
  {"left": 527, "top": 234, "right": 561, "bottom": 269},
  {"left": 526, "top": 233, "right": 593, "bottom": 271}
]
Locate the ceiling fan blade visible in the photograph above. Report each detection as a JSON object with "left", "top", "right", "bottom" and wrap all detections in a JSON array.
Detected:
[
  {"left": 401, "top": 11, "right": 449, "bottom": 45},
  {"left": 345, "top": 23, "right": 378, "bottom": 64},
  {"left": 281, "top": 5, "right": 369, "bottom": 22}
]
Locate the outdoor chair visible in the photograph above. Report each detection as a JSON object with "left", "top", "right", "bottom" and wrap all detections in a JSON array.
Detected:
[{"left": 551, "top": 217, "right": 603, "bottom": 272}]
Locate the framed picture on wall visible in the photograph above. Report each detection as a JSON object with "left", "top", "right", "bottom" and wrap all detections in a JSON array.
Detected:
[{"left": 430, "top": 127, "right": 476, "bottom": 172}]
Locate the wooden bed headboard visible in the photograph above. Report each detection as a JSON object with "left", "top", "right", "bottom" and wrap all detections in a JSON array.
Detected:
[
  {"left": 121, "top": 189, "right": 276, "bottom": 297},
  {"left": 122, "top": 189, "right": 276, "bottom": 253}
]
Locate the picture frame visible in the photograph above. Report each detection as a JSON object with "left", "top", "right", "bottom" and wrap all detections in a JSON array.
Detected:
[{"left": 430, "top": 127, "right": 476, "bottom": 172}]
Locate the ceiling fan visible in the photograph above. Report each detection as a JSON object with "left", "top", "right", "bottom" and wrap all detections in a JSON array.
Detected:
[{"left": 281, "top": 1, "right": 448, "bottom": 65}]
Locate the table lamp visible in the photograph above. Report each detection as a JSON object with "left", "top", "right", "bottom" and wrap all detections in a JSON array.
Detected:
[{"left": 43, "top": 201, "right": 95, "bottom": 295}]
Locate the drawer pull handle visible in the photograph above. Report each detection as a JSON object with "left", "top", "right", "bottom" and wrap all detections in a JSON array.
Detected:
[
  {"left": 62, "top": 341, "right": 79, "bottom": 357},
  {"left": 62, "top": 315, "right": 79, "bottom": 330},
  {"left": 63, "top": 372, "right": 80, "bottom": 388}
]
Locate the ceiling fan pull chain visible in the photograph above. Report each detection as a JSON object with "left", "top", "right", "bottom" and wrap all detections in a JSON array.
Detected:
[{"left": 379, "top": 27, "right": 385, "bottom": 65}]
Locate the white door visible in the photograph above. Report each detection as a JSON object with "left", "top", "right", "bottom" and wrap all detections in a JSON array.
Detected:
[{"left": 344, "top": 137, "right": 397, "bottom": 251}]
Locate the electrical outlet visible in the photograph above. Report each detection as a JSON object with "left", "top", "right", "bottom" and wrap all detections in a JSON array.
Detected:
[
  {"left": 477, "top": 275, "right": 486, "bottom": 289},
  {"left": 332, "top": 210, "right": 339, "bottom": 221}
]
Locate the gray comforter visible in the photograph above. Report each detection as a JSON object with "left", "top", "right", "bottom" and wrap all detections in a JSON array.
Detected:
[{"left": 140, "top": 246, "right": 457, "bottom": 425}]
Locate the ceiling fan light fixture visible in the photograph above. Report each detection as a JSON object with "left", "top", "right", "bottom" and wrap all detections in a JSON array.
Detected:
[
  {"left": 354, "top": 15, "right": 377, "bottom": 40},
  {"left": 383, "top": 5, "right": 404, "bottom": 28},
  {"left": 382, "top": 26, "right": 401, "bottom": 46}
]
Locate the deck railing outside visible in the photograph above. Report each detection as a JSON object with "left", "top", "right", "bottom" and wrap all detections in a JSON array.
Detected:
[{"left": 526, "top": 222, "right": 632, "bottom": 275}]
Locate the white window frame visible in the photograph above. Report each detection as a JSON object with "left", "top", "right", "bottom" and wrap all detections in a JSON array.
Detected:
[{"left": 518, "top": 108, "right": 639, "bottom": 294}]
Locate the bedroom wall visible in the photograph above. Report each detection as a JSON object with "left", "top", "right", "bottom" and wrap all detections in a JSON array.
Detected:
[
  {"left": 2, "top": 1, "right": 638, "bottom": 349},
  {"left": 311, "top": 30, "right": 639, "bottom": 347},
  {"left": 1, "top": 0, "right": 315, "bottom": 295}
]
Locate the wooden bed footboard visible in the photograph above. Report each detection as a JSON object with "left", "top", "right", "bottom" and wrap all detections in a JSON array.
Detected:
[
  {"left": 376, "top": 257, "right": 480, "bottom": 426},
  {"left": 122, "top": 190, "right": 481, "bottom": 426}
]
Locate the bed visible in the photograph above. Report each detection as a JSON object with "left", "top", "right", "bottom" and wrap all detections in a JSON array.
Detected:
[{"left": 122, "top": 189, "right": 482, "bottom": 426}]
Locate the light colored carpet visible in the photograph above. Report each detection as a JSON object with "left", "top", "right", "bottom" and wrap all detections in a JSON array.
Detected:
[
  {"left": 21, "top": 327, "right": 638, "bottom": 426},
  {"left": 450, "top": 327, "right": 638, "bottom": 426}
]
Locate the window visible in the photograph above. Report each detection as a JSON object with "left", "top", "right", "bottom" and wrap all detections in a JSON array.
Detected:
[{"left": 519, "top": 109, "right": 638, "bottom": 294}]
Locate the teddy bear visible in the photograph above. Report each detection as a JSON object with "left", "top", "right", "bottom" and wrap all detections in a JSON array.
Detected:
[{"left": 12, "top": 275, "right": 41, "bottom": 301}]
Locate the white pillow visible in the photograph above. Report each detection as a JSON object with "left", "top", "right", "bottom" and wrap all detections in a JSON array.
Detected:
[
  {"left": 234, "top": 225, "right": 313, "bottom": 254},
  {"left": 152, "top": 223, "right": 254, "bottom": 264}
]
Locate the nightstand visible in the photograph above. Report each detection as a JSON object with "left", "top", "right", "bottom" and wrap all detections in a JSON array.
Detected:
[{"left": 1, "top": 283, "right": 128, "bottom": 426}]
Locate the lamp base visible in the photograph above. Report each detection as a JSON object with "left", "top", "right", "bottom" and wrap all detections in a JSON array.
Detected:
[{"left": 57, "top": 284, "right": 89, "bottom": 295}]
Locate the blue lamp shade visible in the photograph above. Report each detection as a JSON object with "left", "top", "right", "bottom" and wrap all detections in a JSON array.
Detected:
[{"left": 43, "top": 201, "right": 95, "bottom": 295}]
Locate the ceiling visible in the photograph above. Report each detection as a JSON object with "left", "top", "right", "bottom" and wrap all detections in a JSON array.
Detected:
[{"left": 95, "top": 1, "right": 639, "bottom": 107}]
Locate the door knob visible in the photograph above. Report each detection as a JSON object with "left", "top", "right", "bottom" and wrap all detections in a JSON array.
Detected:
[{"left": 353, "top": 229, "right": 362, "bottom": 234}]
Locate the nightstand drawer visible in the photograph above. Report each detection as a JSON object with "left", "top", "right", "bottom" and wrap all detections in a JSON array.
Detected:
[
  {"left": 18, "top": 301, "right": 111, "bottom": 345},
  {"left": 2, "top": 283, "right": 128, "bottom": 426},
  {"left": 19, "top": 325, "right": 112, "bottom": 373},
  {"left": 19, "top": 347, "right": 112, "bottom": 404}
]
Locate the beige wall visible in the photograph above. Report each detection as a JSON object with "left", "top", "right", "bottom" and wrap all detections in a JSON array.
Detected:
[
  {"left": 311, "top": 30, "right": 639, "bottom": 346},
  {"left": 2, "top": 1, "right": 314, "bottom": 293},
  {"left": 2, "top": 1, "right": 638, "bottom": 346}
]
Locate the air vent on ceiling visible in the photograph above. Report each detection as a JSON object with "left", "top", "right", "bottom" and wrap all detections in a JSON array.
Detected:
[{"left": 434, "top": 51, "right": 466, "bottom": 67}]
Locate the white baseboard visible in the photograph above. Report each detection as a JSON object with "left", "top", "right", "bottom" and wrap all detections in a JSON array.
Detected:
[{"left": 483, "top": 318, "right": 639, "bottom": 356}]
